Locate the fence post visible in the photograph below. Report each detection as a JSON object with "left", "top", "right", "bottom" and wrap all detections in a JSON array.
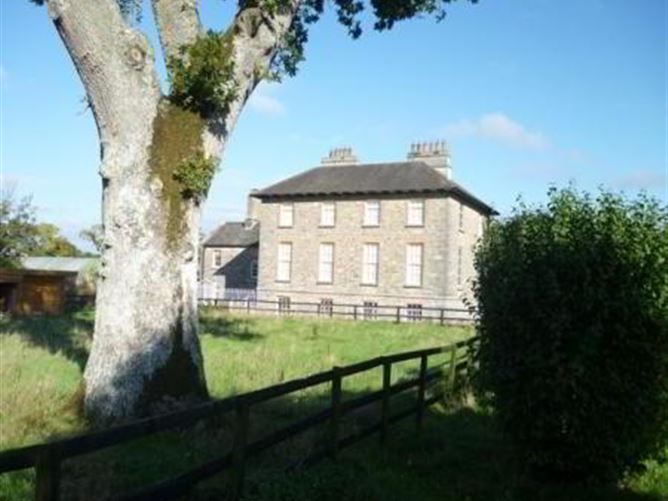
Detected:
[
  {"left": 448, "top": 346, "right": 457, "bottom": 391},
  {"left": 380, "top": 359, "right": 392, "bottom": 446},
  {"left": 329, "top": 367, "right": 342, "bottom": 457},
  {"left": 439, "top": 308, "right": 445, "bottom": 326},
  {"left": 246, "top": 298, "right": 251, "bottom": 314},
  {"left": 416, "top": 354, "right": 428, "bottom": 433},
  {"left": 231, "top": 403, "right": 250, "bottom": 500},
  {"left": 395, "top": 306, "right": 401, "bottom": 324},
  {"left": 35, "top": 448, "right": 60, "bottom": 501},
  {"left": 353, "top": 305, "right": 357, "bottom": 321}
]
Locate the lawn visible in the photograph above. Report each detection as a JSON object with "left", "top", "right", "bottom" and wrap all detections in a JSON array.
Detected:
[
  {"left": 0, "top": 308, "right": 666, "bottom": 501},
  {"left": 0, "top": 306, "right": 470, "bottom": 450}
]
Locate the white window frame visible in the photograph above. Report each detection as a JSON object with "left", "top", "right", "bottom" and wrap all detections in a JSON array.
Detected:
[
  {"left": 278, "top": 203, "right": 294, "bottom": 228},
  {"left": 212, "top": 249, "right": 222, "bottom": 268},
  {"left": 405, "top": 243, "right": 423, "bottom": 287},
  {"left": 318, "top": 243, "right": 334, "bottom": 284},
  {"left": 362, "top": 243, "right": 379, "bottom": 286},
  {"left": 406, "top": 199, "right": 425, "bottom": 227},
  {"left": 276, "top": 242, "right": 292, "bottom": 282},
  {"left": 363, "top": 200, "right": 380, "bottom": 227},
  {"left": 320, "top": 202, "right": 336, "bottom": 227}
]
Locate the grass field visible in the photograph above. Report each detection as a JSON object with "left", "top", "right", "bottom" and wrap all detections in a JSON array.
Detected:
[{"left": 0, "top": 308, "right": 666, "bottom": 500}]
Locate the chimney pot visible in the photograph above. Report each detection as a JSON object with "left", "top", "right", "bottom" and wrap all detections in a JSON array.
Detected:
[
  {"left": 406, "top": 139, "right": 453, "bottom": 179},
  {"left": 321, "top": 146, "right": 358, "bottom": 166}
]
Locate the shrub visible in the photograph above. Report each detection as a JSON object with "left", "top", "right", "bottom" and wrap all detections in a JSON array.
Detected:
[{"left": 474, "top": 187, "right": 668, "bottom": 482}]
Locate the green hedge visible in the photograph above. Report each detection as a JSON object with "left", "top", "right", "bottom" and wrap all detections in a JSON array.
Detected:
[{"left": 474, "top": 187, "right": 668, "bottom": 482}]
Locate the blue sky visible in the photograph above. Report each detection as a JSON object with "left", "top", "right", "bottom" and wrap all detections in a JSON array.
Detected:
[{"left": 1, "top": 0, "right": 666, "bottom": 251}]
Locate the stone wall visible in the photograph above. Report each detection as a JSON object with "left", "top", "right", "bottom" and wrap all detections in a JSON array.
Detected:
[
  {"left": 201, "top": 245, "right": 258, "bottom": 290},
  {"left": 255, "top": 194, "right": 486, "bottom": 312}
]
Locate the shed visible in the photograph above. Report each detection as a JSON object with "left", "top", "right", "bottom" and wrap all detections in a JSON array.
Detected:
[{"left": 0, "top": 268, "right": 77, "bottom": 315}]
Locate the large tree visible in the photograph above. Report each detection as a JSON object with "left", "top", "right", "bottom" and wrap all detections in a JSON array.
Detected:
[{"left": 29, "top": 0, "right": 474, "bottom": 423}]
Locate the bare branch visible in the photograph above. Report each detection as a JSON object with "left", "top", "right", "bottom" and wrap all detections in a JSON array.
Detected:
[
  {"left": 151, "top": 0, "right": 203, "bottom": 68},
  {"left": 47, "top": 0, "right": 161, "bottom": 152}
]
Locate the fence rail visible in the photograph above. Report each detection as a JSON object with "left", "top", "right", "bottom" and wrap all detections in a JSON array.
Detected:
[
  {"left": 199, "top": 296, "right": 474, "bottom": 325},
  {"left": 0, "top": 337, "right": 479, "bottom": 501}
]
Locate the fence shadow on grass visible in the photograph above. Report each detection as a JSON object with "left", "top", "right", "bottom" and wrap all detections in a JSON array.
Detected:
[
  {"left": 18, "top": 369, "right": 657, "bottom": 501},
  {"left": 241, "top": 402, "right": 665, "bottom": 501}
]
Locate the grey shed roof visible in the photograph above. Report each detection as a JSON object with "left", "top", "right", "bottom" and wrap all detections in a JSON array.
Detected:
[
  {"left": 255, "top": 161, "right": 497, "bottom": 215},
  {"left": 204, "top": 222, "right": 259, "bottom": 247},
  {"left": 21, "top": 256, "right": 98, "bottom": 273}
]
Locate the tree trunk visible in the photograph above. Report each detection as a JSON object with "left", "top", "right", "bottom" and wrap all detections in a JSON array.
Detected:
[
  {"left": 46, "top": 0, "right": 300, "bottom": 424},
  {"left": 83, "top": 100, "right": 210, "bottom": 424}
]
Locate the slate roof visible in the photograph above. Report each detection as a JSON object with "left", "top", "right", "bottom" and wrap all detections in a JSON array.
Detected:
[
  {"left": 21, "top": 256, "right": 98, "bottom": 273},
  {"left": 204, "top": 221, "right": 259, "bottom": 247},
  {"left": 254, "top": 161, "right": 497, "bottom": 215}
]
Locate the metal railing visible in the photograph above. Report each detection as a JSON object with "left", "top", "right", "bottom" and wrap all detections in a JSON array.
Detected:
[{"left": 198, "top": 296, "right": 474, "bottom": 325}]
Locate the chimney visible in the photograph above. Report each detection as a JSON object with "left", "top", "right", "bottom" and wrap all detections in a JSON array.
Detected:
[
  {"left": 246, "top": 189, "right": 260, "bottom": 222},
  {"left": 321, "top": 147, "right": 358, "bottom": 166},
  {"left": 407, "top": 140, "right": 452, "bottom": 179}
]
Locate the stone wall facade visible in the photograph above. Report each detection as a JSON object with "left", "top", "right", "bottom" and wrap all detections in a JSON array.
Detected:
[
  {"left": 201, "top": 245, "right": 258, "bottom": 291},
  {"left": 255, "top": 194, "right": 486, "bottom": 313}
]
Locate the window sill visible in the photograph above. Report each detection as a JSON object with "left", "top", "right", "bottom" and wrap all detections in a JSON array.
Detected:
[
  {"left": 405, "top": 224, "right": 424, "bottom": 228},
  {"left": 404, "top": 285, "right": 422, "bottom": 289},
  {"left": 316, "top": 281, "right": 333, "bottom": 285},
  {"left": 360, "top": 283, "right": 378, "bottom": 287},
  {"left": 275, "top": 280, "right": 291, "bottom": 284},
  {"left": 318, "top": 225, "right": 335, "bottom": 229},
  {"left": 278, "top": 226, "right": 293, "bottom": 229},
  {"left": 361, "top": 224, "right": 380, "bottom": 228}
]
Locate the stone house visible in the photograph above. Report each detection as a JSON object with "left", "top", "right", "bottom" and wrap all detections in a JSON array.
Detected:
[
  {"left": 200, "top": 220, "right": 259, "bottom": 300},
  {"left": 202, "top": 141, "right": 496, "bottom": 319}
]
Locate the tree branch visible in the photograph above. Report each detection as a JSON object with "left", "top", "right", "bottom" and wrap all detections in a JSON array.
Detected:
[
  {"left": 151, "top": 0, "right": 203, "bottom": 68},
  {"left": 203, "top": 2, "right": 301, "bottom": 156},
  {"left": 47, "top": 0, "right": 160, "bottom": 156}
]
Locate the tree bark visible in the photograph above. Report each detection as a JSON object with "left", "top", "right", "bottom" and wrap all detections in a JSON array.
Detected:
[
  {"left": 48, "top": 0, "right": 208, "bottom": 423},
  {"left": 46, "top": 0, "right": 300, "bottom": 424},
  {"left": 85, "top": 104, "right": 210, "bottom": 422}
]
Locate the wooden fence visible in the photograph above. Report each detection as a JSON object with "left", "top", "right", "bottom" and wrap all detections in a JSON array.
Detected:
[
  {"left": 199, "top": 297, "right": 474, "bottom": 325},
  {"left": 0, "top": 337, "right": 479, "bottom": 501}
]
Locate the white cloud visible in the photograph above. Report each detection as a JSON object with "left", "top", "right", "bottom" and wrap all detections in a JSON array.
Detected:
[
  {"left": 441, "top": 113, "right": 550, "bottom": 150},
  {"left": 248, "top": 83, "right": 285, "bottom": 115}
]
